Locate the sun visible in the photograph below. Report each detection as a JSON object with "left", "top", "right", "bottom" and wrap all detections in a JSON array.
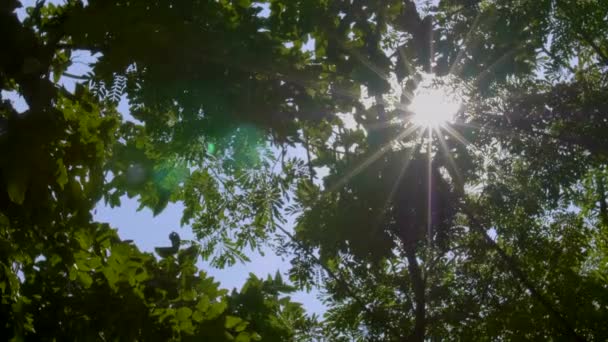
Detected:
[{"left": 409, "top": 77, "right": 461, "bottom": 127}]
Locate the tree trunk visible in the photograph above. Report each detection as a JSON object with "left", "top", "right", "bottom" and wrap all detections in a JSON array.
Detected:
[{"left": 404, "top": 244, "right": 426, "bottom": 342}]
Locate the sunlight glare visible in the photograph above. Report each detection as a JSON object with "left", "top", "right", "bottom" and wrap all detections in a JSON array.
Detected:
[{"left": 409, "top": 78, "right": 461, "bottom": 127}]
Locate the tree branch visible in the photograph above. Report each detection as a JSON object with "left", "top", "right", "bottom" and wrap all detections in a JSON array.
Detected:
[
  {"left": 403, "top": 244, "right": 426, "bottom": 342},
  {"left": 556, "top": 1, "right": 608, "bottom": 65},
  {"left": 275, "top": 225, "right": 402, "bottom": 338},
  {"left": 541, "top": 46, "right": 576, "bottom": 74},
  {"left": 463, "top": 205, "right": 586, "bottom": 341},
  {"left": 62, "top": 72, "right": 90, "bottom": 81}
]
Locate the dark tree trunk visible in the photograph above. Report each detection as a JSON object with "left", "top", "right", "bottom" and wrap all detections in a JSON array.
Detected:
[{"left": 404, "top": 244, "right": 426, "bottom": 342}]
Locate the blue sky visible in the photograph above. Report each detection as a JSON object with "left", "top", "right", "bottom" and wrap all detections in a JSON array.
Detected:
[{"left": 7, "top": 0, "right": 326, "bottom": 316}]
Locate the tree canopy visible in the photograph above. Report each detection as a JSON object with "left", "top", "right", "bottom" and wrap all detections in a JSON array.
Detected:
[{"left": 1, "top": 0, "right": 608, "bottom": 340}]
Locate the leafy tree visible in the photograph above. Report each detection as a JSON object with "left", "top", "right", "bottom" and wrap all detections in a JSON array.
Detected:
[
  {"left": 282, "top": 0, "right": 608, "bottom": 340},
  {"left": 1, "top": 1, "right": 315, "bottom": 340},
  {"left": 2, "top": 0, "right": 608, "bottom": 340}
]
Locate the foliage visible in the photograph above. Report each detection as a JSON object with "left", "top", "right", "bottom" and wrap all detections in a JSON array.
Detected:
[
  {"left": 1, "top": 1, "right": 313, "bottom": 340},
  {"left": 2, "top": 0, "right": 608, "bottom": 340}
]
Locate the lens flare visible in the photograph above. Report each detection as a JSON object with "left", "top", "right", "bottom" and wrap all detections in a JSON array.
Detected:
[{"left": 409, "top": 76, "right": 461, "bottom": 127}]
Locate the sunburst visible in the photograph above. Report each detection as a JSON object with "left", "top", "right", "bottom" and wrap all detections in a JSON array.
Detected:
[
  {"left": 408, "top": 74, "right": 462, "bottom": 128},
  {"left": 317, "top": 15, "right": 506, "bottom": 251}
]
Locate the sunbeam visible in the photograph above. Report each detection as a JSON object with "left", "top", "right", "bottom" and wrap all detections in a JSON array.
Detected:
[
  {"left": 426, "top": 127, "right": 433, "bottom": 247},
  {"left": 472, "top": 47, "right": 521, "bottom": 87},
  {"left": 375, "top": 131, "right": 424, "bottom": 227},
  {"left": 339, "top": 39, "right": 390, "bottom": 81},
  {"left": 326, "top": 124, "right": 419, "bottom": 194},
  {"left": 442, "top": 124, "right": 472, "bottom": 147},
  {"left": 435, "top": 128, "right": 464, "bottom": 187},
  {"left": 449, "top": 11, "right": 483, "bottom": 77}
]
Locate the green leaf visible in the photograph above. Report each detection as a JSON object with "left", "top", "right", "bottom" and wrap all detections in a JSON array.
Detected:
[
  {"left": 192, "top": 310, "right": 205, "bottom": 323},
  {"left": 7, "top": 173, "right": 27, "bottom": 205},
  {"left": 56, "top": 158, "right": 68, "bottom": 189},
  {"left": 225, "top": 315, "right": 242, "bottom": 329},
  {"left": 250, "top": 332, "right": 261, "bottom": 341},
  {"left": 234, "top": 320, "right": 249, "bottom": 332},
  {"left": 207, "top": 300, "right": 228, "bottom": 320},
  {"left": 78, "top": 272, "right": 93, "bottom": 288},
  {"left": 235, "top": 332, "right": 252, "bottom": 342},
  {"left": 176, "top": 307, "right": 192, "bottom": 322},
  {"left": 235, "top": 0, "right": 251, "bottom": 8}
]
